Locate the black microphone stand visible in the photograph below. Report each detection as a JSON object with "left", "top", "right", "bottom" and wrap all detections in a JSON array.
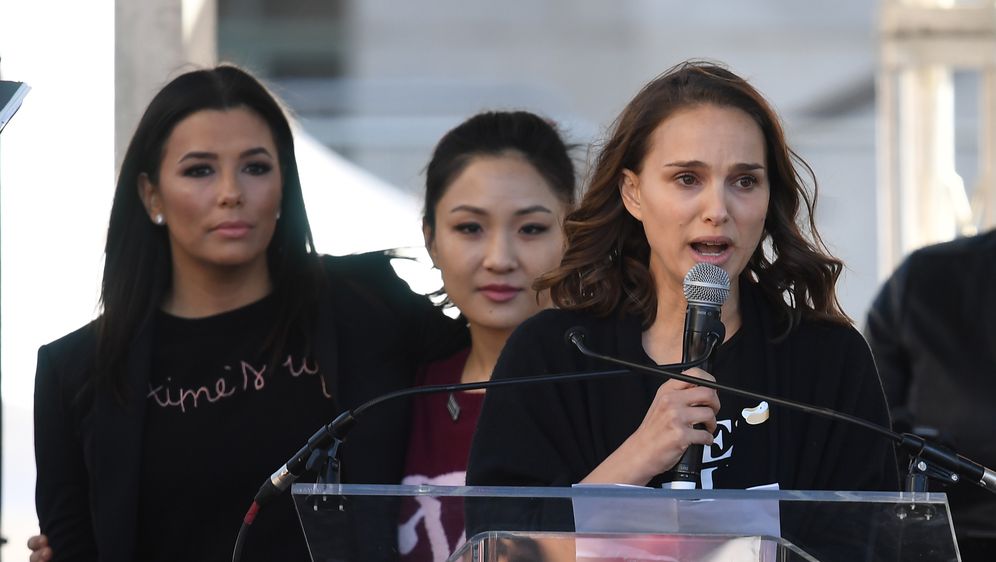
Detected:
[{"left": 232, "top": 355, "right": 714, "bottom": 562}]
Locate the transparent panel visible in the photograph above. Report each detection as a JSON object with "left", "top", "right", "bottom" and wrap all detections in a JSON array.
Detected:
[{"left": 292, "top": 484, "right": 960, "bottom": 562}]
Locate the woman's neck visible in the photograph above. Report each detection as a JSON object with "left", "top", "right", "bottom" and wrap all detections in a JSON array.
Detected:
[
  {"left": 642, "top": 280, "right": 742, "bottom": 365},
  {"left": 462, "top": 323, "right": 512, "bottom": 386},
  {"left": 163, "top": 260, "right": 273, "bottom": 318}
]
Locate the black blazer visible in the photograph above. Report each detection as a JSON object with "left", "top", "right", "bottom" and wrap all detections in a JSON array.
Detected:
[
  {"left": 34, "top": 252, "right": 466, "bottom": 561},
  {"left": 866, "top": 230, "right": 996, "bottom": 540}
]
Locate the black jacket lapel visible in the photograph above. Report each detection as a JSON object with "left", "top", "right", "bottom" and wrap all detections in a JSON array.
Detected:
[
  {"left": 315, "top": 281, "right": 341, "bottom": 413},
  {"left": 93, "top": 321, "right": 152, "bottom": 562}
]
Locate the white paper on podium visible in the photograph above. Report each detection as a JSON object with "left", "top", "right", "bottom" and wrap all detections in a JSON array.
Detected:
[{"left": 571, "top": 484, "right": 781, "bottom": 561}]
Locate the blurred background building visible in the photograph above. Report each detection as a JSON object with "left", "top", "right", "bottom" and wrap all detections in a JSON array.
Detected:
[{"left": 1, "top": 0, "right": 993, "bottom": 557}]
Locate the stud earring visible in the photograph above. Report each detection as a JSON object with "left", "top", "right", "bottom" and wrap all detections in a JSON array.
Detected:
[
  {"left": 276, "top": 211, "right": 281, "bottom": 220},
  {"left": 154, "top": 213, "right": 165, "bottom": 225}
]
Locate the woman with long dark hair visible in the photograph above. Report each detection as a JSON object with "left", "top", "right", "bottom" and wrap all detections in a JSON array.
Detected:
[
  {"left": 32, "top": 65, "right": 463, "bottom": 561},
  {"left": 467, "top": 61, "right": 897, "bottom": 492}
]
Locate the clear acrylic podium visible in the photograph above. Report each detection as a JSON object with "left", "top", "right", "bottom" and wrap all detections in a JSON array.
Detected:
[{"left": 292, "top": 484, "right": 960, "bottom": 561}]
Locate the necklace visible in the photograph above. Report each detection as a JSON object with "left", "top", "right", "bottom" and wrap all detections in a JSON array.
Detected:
[{"left": 446, "top": 392, "right": 461, "bottom": 422}]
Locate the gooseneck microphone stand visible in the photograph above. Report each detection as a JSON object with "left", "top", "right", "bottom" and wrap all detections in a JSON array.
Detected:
[{"left": 232, "top": 347, "right": 717, "bottom": 562}]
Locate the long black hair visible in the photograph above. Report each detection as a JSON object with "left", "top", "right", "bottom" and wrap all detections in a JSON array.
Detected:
[
  {"left": 423, "top": 110, "right": 576, "bottom": 236},
  {"left": 97, "top": 65, "right": 322, "bottom": 399}
]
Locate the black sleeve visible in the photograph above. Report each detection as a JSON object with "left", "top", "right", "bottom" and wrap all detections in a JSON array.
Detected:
[
  {"left": 779, "top": 329, "right": 901, "bottom": 561},
  {"left": 465, "top": 316, "right": 586, "bottom": 535},
  {"left": 467, "top": 316, "right": 591, "bottom": 489},
  {"left": 384, "top": 256, "right": 468, "bottom": 364},
  {"left": 865, "top": 257, "right": 914, "bottom": 419},
  {"left": 789, "top": 327, "right": 900, "bottom": 492},
  {"left": 832, "top": 330, "right": 900, "bottom": 491},
  {"left": 327, "top": 252, "right": 467, "bottom": 364},
  {"left": 34, "top": 344, "right": 98, "bottom": 561}
]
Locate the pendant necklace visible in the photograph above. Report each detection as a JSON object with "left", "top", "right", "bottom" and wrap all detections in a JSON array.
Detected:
[{"left": 446, "top": 392, "right": 461, "bottom": 422}]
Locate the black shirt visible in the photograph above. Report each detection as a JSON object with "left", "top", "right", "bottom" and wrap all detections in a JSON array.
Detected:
[
  {"left": 467, "top": 280, "right": 897, "bottom": 493},
  {"left": 136, "top": 294, "right": 331, "bottom": 561},
  {"left": 685, "top": 319, "right": 773, "bottom": 490},
  {"left": 465, "top": 281, "right": 898, "bottom": 556}
]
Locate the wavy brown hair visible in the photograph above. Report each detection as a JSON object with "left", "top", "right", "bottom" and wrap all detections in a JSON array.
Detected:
[{"left": 538, "top": 61, "right": 848, "bottom": 334}]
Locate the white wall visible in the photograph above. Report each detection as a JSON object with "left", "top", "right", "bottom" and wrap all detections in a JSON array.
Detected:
[
  {"left": 340, "top": 0, "right": 884, "bottom": 321},
  {"left": 0, "top": 0, "right": 116, "bottom": 557}
]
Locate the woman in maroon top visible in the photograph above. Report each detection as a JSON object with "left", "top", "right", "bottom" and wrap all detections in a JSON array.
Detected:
[{"left": 397, "top": 111, "right": 576, "bottom": 561}]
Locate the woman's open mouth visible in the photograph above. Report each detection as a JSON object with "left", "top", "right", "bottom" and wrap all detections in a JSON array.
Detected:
[{"left": 691, "top": 241, "right": 730, "bottom": 257}]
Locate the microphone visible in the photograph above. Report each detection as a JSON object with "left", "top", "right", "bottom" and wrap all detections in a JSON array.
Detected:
[
  {"left": 565, "top": 326, "right": 996, "bottom": 495},
  {"left": 666, "top": 263, "right": 731, "bottom": 489}
]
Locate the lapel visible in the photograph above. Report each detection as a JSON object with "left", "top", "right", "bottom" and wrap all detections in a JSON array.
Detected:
[
  {"left": 92, "top": 319, "right": 153, "bottom": 562},
  {"left": 739, "top": 278, "right": 791, "bottom": 486},
  {"left": 314, "top": 276, "right": 342, "bottom": 412}
]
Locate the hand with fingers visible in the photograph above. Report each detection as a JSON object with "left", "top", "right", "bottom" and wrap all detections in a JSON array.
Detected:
[
  {"left": 27, "top": 534, "right": 52, "bottom": 562},
  {"left": 581, "top": 367, "right": 720, "bottom": 486}
]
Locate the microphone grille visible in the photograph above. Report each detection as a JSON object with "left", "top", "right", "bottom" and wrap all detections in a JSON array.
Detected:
[{"left": 683, "top": 263, "right": 731, "bottom": 306}]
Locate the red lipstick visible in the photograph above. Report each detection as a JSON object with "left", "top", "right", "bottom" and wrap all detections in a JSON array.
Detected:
[{"left": 479, "top": 284, "right": 522, "bottom": 303}]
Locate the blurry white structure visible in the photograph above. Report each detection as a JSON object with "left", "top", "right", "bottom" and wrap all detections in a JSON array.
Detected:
[
  {"left": 1, "top": 1, "right": 116, "bottom": 556},
  {"left": 294, "top": 129, "right": 425, "bottom": 255},
  {"left": 294, "top": 128, "right": 443, "bottom": 296},
  {"left": 116, "top": 0, "right": 218, "bottom": 164},
  {"left": 877, "top": 0, "right": 996, "bottom": 276}
]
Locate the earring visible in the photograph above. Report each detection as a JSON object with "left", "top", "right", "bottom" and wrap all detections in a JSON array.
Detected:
[
  {"left": 276, "top": 211, "right": 281, "bottom": 220},
  {"left": 154, "top": 213, "right": 165, "bottom": 225}
]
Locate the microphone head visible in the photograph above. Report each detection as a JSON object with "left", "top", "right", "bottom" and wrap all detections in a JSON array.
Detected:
[{"left": 683, "top": 263, "right": 731, "bottom": 307}]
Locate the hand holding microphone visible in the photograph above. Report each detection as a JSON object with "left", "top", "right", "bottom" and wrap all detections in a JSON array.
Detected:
[
  {"left": 663, "top": 262, "right": 731, "bottom": 489},
  {"left": 588, "top": 367, "right": 720, "bottom": 487},
  {"left": 581, "top": 263, "right": 729, "bottom": 487}
]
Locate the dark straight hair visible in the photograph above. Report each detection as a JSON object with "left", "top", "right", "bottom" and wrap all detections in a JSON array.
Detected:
[
  {"left": 97, "top": 65, "right": 322, "bottom": 399},
  {"left": 423, "top": 110, "right": 577, "bottom": 237}
]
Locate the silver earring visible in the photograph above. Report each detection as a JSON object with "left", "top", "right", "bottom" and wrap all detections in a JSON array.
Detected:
[
  {"left": 154, "top": 213, "right": 165, "bottom": 225},
  {"left": 276, "top": 211, "right": 281, "bottom": 220}
]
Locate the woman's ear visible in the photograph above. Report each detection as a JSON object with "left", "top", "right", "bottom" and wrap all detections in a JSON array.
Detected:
[
  {"left": 619, "top": 169, "right": 642, "bottom": 222},
  {"left": 138, "top": 173, "right": 161, "bottom": 222},
  {"left": 422, "top": 221, "right": 437, "bottom": 267}
]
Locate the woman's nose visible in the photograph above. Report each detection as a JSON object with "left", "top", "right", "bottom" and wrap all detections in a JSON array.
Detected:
[
  {"left": 482, "top": 232, "right": 517, "bottom": 272},
  {"left": 700, "top": 181, "right": 730, "bottom": 225},
  {"left": 217, "top": 171, "right": 244, "bottom": 208}
]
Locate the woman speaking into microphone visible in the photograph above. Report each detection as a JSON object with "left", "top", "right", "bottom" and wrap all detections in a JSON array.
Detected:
[{"left": 466, "top": 61, "right": 897, "bottom": 494}]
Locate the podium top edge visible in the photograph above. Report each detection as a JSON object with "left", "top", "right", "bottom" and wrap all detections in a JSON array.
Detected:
[{"left": 290, "top": 483, "right": 948, "bottom": 504}]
